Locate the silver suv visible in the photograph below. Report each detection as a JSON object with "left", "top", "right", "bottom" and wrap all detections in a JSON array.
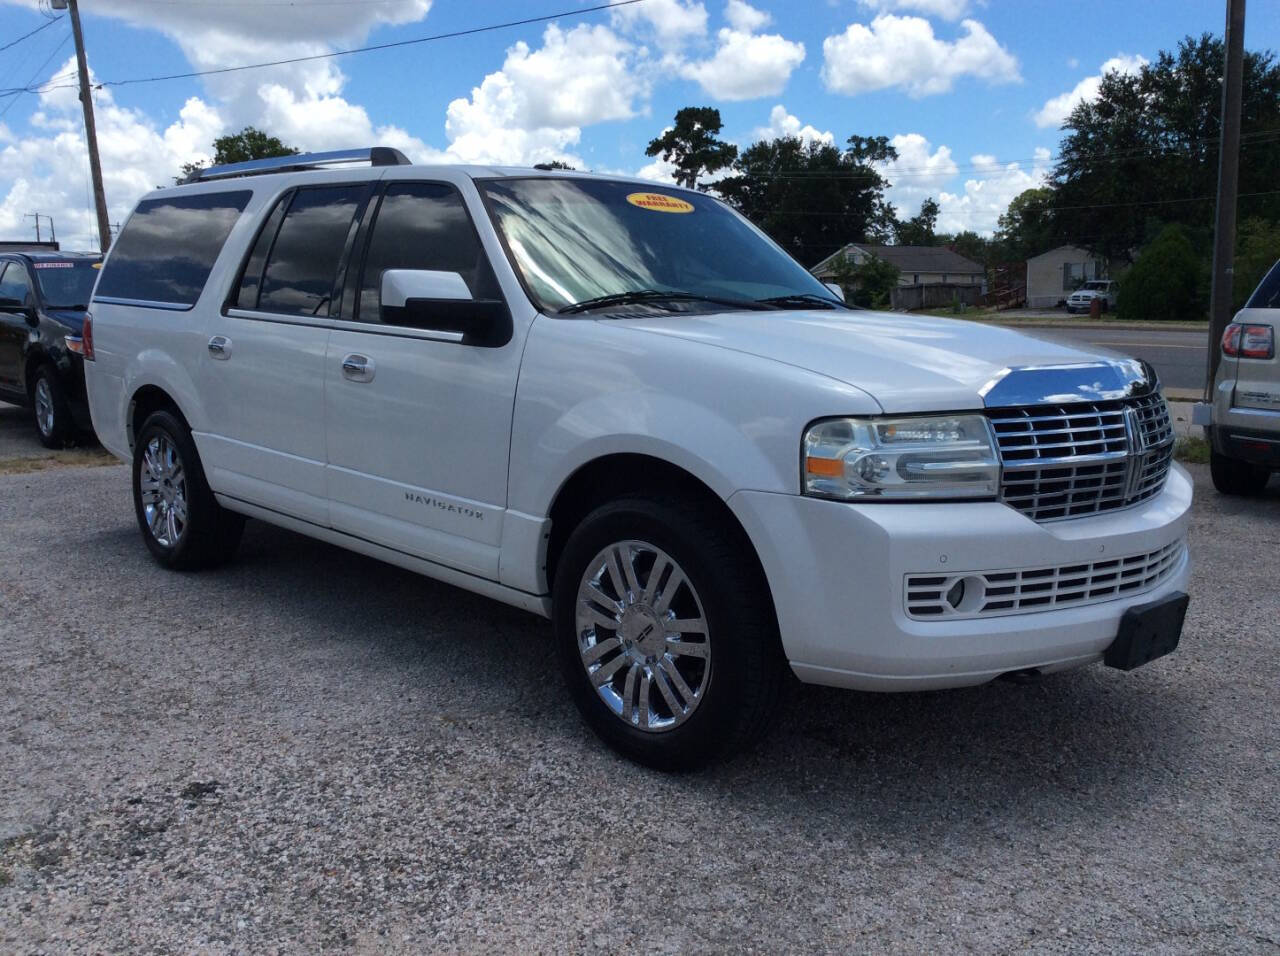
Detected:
[{"left": 1200, "top": 260, "right": 1279, "bottom": 494}]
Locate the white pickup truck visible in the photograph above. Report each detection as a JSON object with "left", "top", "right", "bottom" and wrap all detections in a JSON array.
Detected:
[{"left": 83, "top": 149, "right": 1192, "bottom": 769}]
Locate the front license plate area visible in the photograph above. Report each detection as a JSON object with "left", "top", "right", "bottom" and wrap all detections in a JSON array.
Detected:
[{"left": 1104, "top": 592, "right": 1189, "bottom": 671}]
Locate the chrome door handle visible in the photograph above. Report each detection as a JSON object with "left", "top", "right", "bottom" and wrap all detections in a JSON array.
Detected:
[
  {"left": 207, "top": 335, "right": 231, "bottom": 359},
  {"left": 341, "top": 353, "right": 375, "bottom": 382}
]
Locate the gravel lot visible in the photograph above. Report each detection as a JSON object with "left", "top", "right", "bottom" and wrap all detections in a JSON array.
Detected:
[{"left": 1, "top": 451, "right": 1277, "bottom": 952}]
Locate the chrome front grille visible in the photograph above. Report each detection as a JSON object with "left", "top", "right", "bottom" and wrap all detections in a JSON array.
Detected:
[
  {"left": 904, "top": 539, "right": 1186, "bottom": 620},
  {"left": 987, "top": 393, "right": 1174, "bottom": 521}
]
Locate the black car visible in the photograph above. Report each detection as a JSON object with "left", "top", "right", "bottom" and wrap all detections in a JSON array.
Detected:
[{"left": 0, "top": 251, "right": 102, "bottom": 447}]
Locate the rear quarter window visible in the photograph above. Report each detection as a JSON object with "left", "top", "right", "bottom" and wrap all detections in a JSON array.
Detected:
[
  {"left": 1246, "top": 260, "right": 1280, "bottom": 310},
  {"left": 94, "top": 191, "right": 251, "bottom": 308}
]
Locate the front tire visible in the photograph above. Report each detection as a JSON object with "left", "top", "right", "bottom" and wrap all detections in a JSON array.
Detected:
[
  {"left": 1210, "top": 448, "right": 1271, "bottom": 496},
  {"left": 553, "top": 495, "right": 784, "bottom": 771},
  {"left": 31, "top": 364, "right": 73, "bottom": 449},
  {"left": 132, "top": 410, "right": 244, "bottom": 570}
]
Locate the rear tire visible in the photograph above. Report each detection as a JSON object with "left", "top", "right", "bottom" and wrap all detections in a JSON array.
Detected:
[
  {"left": 1210, "top": 448, "right": 1271, "bottom": 496},
  {"left": 552, "top": 495, "right": 784, "bottom": 771},
  {"left": 31, "top": 364, "right": 73, "bottom": 449},
  {"left": 132, "top": 410, "right": 244, "bottom": 570}
]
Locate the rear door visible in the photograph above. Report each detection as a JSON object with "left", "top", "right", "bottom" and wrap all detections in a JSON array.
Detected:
[
  {"left": 322, "top": 180, "right": 519, "bottom": 579},
  {"left": 204, "top": 182, "right": 374, "bottom": 525}
]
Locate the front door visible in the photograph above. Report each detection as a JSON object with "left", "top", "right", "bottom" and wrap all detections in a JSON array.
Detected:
[
  {"left": 201, "top": 182, "right": 373, "bottom": 525},
  {"left": 323, "top": 181, "right": 521, "bottom": 579},
  {"left": 0, "top": 262, "right": 34, "bottom": 396}
]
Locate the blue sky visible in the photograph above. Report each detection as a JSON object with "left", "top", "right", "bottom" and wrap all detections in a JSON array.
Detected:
[{"left": 2, "top": 0, "right": 1278, "bottom": 251}]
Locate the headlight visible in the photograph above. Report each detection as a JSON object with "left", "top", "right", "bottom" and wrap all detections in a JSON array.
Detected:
[{"left": 803, "top": 414, "right": 1000, "bottom": 500}]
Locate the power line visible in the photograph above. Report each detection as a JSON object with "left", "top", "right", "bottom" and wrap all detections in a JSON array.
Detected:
[
  {"left": 4, "top": 0, "right": 643, "bottom": 97},
  {"left": 0, "top": 30, "right": 69, "bottom": 120},
  {"left": 0, "top": 14, "right": 63, "bottom": 54}
]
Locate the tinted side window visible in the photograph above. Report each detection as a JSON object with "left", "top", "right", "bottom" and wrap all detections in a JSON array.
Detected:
[
  {"left": 232, "top": 195, "right": 288, "bottom": 310},
  {"left": 357, "top": 183, "right": 498, "bottom": 322},
  {"left": 1246, "top": 260, "right": 1280, "bottom": 309},
  {"left": 258, "top": 185, "right": 366, "bottom": 317},
  {"left": 95, "top": 191, "right": 251, "bottom": 307},
  {"left": 0, "top": 262, "right": 33, "bottom": 304}
]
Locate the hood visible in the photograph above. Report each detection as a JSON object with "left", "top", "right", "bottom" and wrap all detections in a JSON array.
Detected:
[
  {"left": 44, "top": 309, "right": 86, "bottom": 332},
  {"left": 611, "top": 309, "right": 1142, "bottom": 413}
]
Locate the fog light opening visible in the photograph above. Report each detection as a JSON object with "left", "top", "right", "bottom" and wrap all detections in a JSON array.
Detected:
[{"left": 945, "top": 575, "right": 986, "bottom": 613}]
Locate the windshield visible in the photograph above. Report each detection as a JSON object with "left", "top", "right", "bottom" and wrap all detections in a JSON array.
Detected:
[
  {"left": 479, "top": 177, "right": 838, "bottom": 313},
  {"left": 32, "top": 259, "right": 101, "bottom": 309},
  {"left": 1082, "top": 281, "right": 1109, "bottom": 291}
]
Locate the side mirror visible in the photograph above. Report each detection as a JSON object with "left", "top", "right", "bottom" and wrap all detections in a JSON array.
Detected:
[
  {"left": 0, "top": 297, "right": 37, "bottom": 327},
  {"left": 822, "top": 282, "right": 846, "bottom": 302},
  {"left": 379, "top": 269, "right": 510, "bottom": 346}
]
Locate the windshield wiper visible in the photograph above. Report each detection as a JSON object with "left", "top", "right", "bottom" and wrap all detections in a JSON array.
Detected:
[
  {"left": 558, "top": 289, "right": 769, "bottom": 315},
  {"left": 755, "top": 293, "right": 850, "bottom": 310},
  {"left": 48, "top": 303, "right": 88, "bottom": 311}
]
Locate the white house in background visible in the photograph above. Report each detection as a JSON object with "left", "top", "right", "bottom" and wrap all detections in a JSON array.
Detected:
[
  {"left": 1027, "top": 245, "right": 1108, "bottom": 308},
  {"left": 810, "top": 244, "right": 984, "bottom": 288}
]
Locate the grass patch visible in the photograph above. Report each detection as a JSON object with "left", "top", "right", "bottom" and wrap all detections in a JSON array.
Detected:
[
  {"left": 1175, "top": 436, "right": 1211, "bottom": 464},
  {"left": 0, "top": 447, "right": 119, "bottom": 475}
]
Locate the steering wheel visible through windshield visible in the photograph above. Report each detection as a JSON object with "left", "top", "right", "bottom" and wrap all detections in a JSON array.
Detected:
[{"left": 478, "top": 177, "right": 842, "bottom": 315}]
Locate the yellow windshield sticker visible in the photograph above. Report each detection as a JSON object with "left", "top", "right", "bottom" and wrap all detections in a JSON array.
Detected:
[{"left": 626, "top": 192, "right": 695, "bottom": 214}]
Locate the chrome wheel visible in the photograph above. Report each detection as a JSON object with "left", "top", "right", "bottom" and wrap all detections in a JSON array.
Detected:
[
  {"left": 139, "top": 435, "right": 188, "bottom": 548},
  {"left": 575, "top": 540, "right": 711, "bottom": 733},
  {"left": 33, "top": 377, "right": 55, "bottom": 436}
]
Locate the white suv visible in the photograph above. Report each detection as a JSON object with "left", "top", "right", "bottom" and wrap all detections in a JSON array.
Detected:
[{"left": 84, "top": 148, "right": 1193, "bottom": 769}]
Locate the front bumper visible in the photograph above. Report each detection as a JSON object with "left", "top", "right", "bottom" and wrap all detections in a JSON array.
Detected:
[{"left": 729, "top": 464, "right": 1193, "bottom": 691}]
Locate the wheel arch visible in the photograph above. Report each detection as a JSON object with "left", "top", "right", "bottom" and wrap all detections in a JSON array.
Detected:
[
  {"left": 543, "top": 453, "right": 777, "bottom": 622},
  {"left": 127, "top": 384, "right": 191, "bottom": 452},
  {"left": 22, "top": 346, "right": 52, "bottom": 400}
]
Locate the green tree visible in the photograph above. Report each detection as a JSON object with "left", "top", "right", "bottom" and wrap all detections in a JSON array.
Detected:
[
  {"left": 645, "top": 107, "right": 738, "bottom": 189},
  {"left": 533, "top": 160, "right": 576, "bottom": 171},
  {"left": 939, "top": 230, "right": 991, "bottom": 268},
  {"left": 714, "top": 134, "right": 898, "bottom": 264},
  {"left": 1116, "top": 224, "right": 1207, "bottom": 321},
  {"left": 1234, "top": 218, "right": 1280, "bottom": 310},
  {"left": 178, "top": 126, "right": 299, "bottom": 182},
  {"left": 895, "top": 197, "right": 939, "bottom": 246},
  {"left": 830, "top": 251, "right": 900, "bottom": 308},
  {"left": 992, "top": 187, "right": 1056, "bottom": 261},
  {"left": 1053, "top": 34, "right": 1280, "bottom": 263}
]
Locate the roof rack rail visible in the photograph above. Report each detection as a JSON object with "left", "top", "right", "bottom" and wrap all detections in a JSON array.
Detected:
[{"left": 183, "top": 146, "right": 411, "bottom": 184}]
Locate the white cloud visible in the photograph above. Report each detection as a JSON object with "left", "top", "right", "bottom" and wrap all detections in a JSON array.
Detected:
[
  {"left": 821, "top": 15, "right": 1020, "bottom": 98},
  {"left": 635, "top": 155, "right": 679, "bottom": 184},
  {"left": 611, "top": 0, "right": 708, "bottom": 52},
  {"left": 935, "top": 148, "right": 1052, "bottom": 235},
  {"left": 0, "top": 59, "right": 227, "bottom": 249},
  {"left": 1033, "top": 54, "right": 1147, "bottom": 128},
  {"left": 681, "top": 2, "right": 805, "bottom": 100},
  {"left": 753, "top": 105, "right": 834, "bottom": 146},
  {"left": 875, "top": 132, "right": 958, "bottom": 212},
  {"left": 442, "top": 23, "right": 646, "bottom": 166},
  {"left": 858, "top": 0, "right": 971, "bottom": 20},
  {"left": 725, "top": 0, "right": 771, "bottom": 32}
]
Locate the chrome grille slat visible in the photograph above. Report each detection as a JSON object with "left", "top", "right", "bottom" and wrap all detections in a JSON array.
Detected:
[
  {"left": 904, "top": 540, "right": 1186, "bottom": 619},
  {"left": 986, "top": 394, "right": 1174, "bottom": 522}
]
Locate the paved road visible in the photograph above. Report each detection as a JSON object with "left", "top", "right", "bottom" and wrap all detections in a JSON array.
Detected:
[
  {"left": 1, "top": 461, "right": 1277, "bottom": 951},
  {"left": 1004, "top": 325, "right": 1211, "bottom": 394}
]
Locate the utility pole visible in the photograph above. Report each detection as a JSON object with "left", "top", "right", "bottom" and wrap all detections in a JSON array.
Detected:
[
  {"left": 1205, "top": 0, "right": 1246, "bottom": 397},
  {"left": 23, "top": 213, "right": 56, "bottom": 244},
  {"left": 52, "top": 0, "right": 111, "bottom": 253}
]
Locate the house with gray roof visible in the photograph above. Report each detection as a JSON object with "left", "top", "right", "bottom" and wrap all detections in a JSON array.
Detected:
[{"left": 810, "top": 243, "right": 984, "bottom": 288}]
